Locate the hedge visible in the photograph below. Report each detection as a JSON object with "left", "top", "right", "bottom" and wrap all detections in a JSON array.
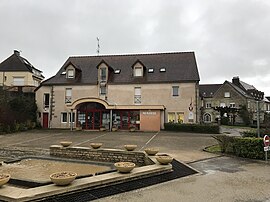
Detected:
[
  {"left": 241, "top": 129, "right": 270, "bottom": 138},
  {"left": 213, "top": 135, "right": 265, "bottom": 160},
  {"left": 164, "top": 123, "right": 220, "bottom": 134}
]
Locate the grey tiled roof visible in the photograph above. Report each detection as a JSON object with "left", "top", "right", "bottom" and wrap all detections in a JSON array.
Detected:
[
  {"left": 0, "top": 52, "right": 43, "bottom": 76},
  {"left": 42, "top": 52, "right": 200, "bottom": 85},
  {"left": 199, "top": 84, "right": 222, "bottom": 98}
]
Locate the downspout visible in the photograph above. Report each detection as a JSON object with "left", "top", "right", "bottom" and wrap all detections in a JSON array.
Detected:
[
  {"left": 195, "top": 82, "right": 198, "bottom": 123},
  {"left": 70, "top": 109, "right": 73, "bottom": 131}
]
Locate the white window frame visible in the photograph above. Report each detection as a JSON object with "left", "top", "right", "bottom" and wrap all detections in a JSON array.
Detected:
[
  {"left": 100, "top": 67, "right": 107, "bottom": 81},
  {"left": 69, "top": 112, "right": 75, "bottom": 123},
  {"left": 224, "top": 92, "right": 230, "bottom": 98},
  {"left": 61, "top": 112, "right": 68, "bottom": 123},
  {"left": 13, "top": 77, "right": 25, "bottom": 86},
  {"left": 206, "top": 102, "right": 212, "bottom": 108},
  {"left": 100, "top": 86, "right": 106, "bottom": 95},
  {"left": 134, "top": 87, "right": 141, "bottom": 104},
  {"left": 229, "top": 103, "right": 236, "bottom": 108},
  {"left": 67, "top": 69, "right": 74, "bottom": 78},
  {"left": 134, "top": 67, "right": 143, "bottom": 77},
  {"left": 65, "top": 88, "right": 72, "bottom": 103}
]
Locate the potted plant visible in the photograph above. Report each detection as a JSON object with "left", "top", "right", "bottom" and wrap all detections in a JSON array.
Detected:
[
  {"left": 129, "top": 125, "right": 136, "bottom": 132},
  {"left": 112, "top": 125, "right": 118, "bottom": 132},
  {"left": 100, "top": 125, "right": 106, "bottom": 131},
  {"left": 124, "top": 144, "right": 137, "bottom": 151},
  {"left": 76, "top": 122, "right": 82, "bottom": 131},
  {"left": 144, "top": 147, "right": 159, "bottom": 156},
  {"left": 114, "top": 162, "right": 136, "bottom": 173},
  {"left": 90, "top": 142, "right": 103, "bottom": 149},
  {"left": 50, "top": 171, "right": 77, "bottom": 186},
  {"left": 156, "top": 155, "right": 173, "bottom": 165},
  {"left": 0, "top": 174, "right": 11, "bottom": 187}
]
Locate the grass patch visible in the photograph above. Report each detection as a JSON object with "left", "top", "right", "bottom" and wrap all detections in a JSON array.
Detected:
[{"left": 205, "top": 145, "right": 221, "bottom": 153}]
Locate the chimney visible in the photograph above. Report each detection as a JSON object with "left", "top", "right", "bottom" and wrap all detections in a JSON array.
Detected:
[
  {"left": 14, "top": 50, "right": 20, "bottom": 56},
  {"left": 232, "top": 76, "right": 240, "bottom": 86}
]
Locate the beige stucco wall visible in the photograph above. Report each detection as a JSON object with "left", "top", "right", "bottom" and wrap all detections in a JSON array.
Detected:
[
  {"left": 36, "top": 82, "right": 197, "bottom": 129},
  {"left": 0, "top": 71, "right": 41, "bottom": 86}
]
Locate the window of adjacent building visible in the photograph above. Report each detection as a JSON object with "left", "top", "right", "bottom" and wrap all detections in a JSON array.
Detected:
[
  {"left": 206, "top": 102, "right": 212, "bottom": 108},
  {"left": 61, "top": 112, "right": 68, "bottom": 123},
  {"left": 67, "top": 69, "right": 74, "bottom": 78},
  {"left": 134, "top": 87, "right": 141, "bottom": 104},
  {"left": 168, "top": 112, "right": 176, "bottom": 123},
  {"left": 229, "top": 103, "right": 236, "bottom": 108},
  {"left": 100, "top": 67, "right": 107, "bottom": 81},
  {"left": 177, "top": 112, "right": 184, "bottom": 123},
  {"left": 44, "top": 93, "right": 50, "bottom": 108},
  {"left": 134, "top": 67, "right": 143, "bottom": 77},
  {"left": 203, "top": 113, "right": 211, "bottom": 123},
  {"left": 224, "top": 92, "right": 230, "bottom": 98},
  {"left": 69, "top": 112, "right": 75, "bottom": 123},
  {"left": 172, "top": 86, "right": 179, "bottom": 96},
  {"left": 65, "top": 88, "right": 72, "bottom": 103},
  {"left": 100, "top": 86, "right": 106, "bottom": 95},
  {"left": 220, "top": 103, "right": 226, "bottom": 107},
  {"left": 247, "top": 101, "right": 250, "bottom": 109},
  {"left": 13, "top": 77, "right": 24, "bottom": 86},
  {"left": 4, "top": 76, "right": 7, "bottom": 81}
]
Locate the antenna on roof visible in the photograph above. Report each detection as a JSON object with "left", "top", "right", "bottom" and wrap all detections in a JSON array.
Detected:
[{"left": 96, "top": 37, "right": 100, "bottom": 56}]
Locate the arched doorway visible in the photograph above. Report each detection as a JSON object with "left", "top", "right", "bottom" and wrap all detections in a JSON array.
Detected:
[
  {"left": 203, "top": 113, "right": 212, "bottom": 123},
  {"left": 76, "top": 102, "right": 109, "bottom": 130}
]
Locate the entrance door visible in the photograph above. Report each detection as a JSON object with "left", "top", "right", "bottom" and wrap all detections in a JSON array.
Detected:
[
  {"left": 86, "top": 111, "right": 101, "bottom": 129},
  {"left": 43, "top": 113, "right": 49, "bottom": 128}
]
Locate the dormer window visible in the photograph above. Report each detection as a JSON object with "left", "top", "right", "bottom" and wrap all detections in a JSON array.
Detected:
[
  {"left": 160, "top": 67, "right": 166, "bottom": 72},
  {"left": 148, "top": 68, "right": 154, "bottom": 73},
  {"left": 67, "top": 69, "right": 74, "bottom": 78},
  {"left": 100, "top": 67, "right": 107, "bottom": 81},
  {"left": 134, "top": 67, "right": 143, "bottom": 77}
]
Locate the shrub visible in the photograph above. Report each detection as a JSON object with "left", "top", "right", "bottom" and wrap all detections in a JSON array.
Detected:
[
  {"left": 241, "top": 129, "right": 270, "bottom": 138},
  {"left": 164, "top": 123, "right": 220, "bottom": 134},
  {"left": 213, "top": 135, "right": 265, "bottom": 160}
]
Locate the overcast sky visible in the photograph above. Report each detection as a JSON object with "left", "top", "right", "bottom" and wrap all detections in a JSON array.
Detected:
[{"left": 1, "top": 0, "right": 270, "bottom": 95}]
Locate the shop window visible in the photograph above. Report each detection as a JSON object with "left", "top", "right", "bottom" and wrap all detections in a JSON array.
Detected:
[
  {"left": 65, "top": 88, "right": 72, "bottom": 103},
  {"left": 176, "top": 112, "right": 184, "bottom": 123},
  {"left": 61, "top": 112, "right": 68, "bottom": 123}
]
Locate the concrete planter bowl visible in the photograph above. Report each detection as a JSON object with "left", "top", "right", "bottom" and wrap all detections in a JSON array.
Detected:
[
  {"left": 114, "top": 162, "right": 136, "bottom": 173},
  {"left": 144, "top": 148, "right": 159, "bottom": 156},
  {"left": 90, "top": 143, "right": 103, "bottom": 149},
  {"left": 0, "top": 174, "right": 11, "bottom": 187},
  {"left": 60, "top": 141, "right": 72, "bottom": 147},
  {"left": 50, "top": 171, "right": 77, "bottom": 186},
  {"left": 124, "top": 144, "right": 137, "bottom": 151},
  {"left": 156, "top": 155, "right": 173, "bottom": 165}
]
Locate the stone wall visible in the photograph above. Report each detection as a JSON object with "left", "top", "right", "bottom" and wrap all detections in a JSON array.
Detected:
[{"left": 50, "top": 145, "right": 153, "bottom": 166}]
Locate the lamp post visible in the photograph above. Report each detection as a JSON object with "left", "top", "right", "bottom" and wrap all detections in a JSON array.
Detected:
[{"left": 257, "top": 100, "right": 260, "bottom": 138}]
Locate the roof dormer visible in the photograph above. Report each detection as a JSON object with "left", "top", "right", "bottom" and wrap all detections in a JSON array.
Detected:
[
  {"left": 132, "top": 60, "right": 146, "bottom": 77},
  {"left": 96, "top": 60, "right": 114, "bottom": 82},
  {"left": 64, "top": 61, "right": 81, "bottom": 79}
]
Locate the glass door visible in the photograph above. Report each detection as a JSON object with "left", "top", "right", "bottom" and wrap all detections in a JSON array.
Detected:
[
  {"left": 93, "top": 112, "right": 101, "bottom": 130},
  {"left": 86, "top": 112, "right": 93, "bottom": 129}
]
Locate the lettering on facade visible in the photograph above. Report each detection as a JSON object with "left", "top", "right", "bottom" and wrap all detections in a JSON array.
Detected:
[{"left": 142, "top": 111, "right": 157, "bottom": 116}]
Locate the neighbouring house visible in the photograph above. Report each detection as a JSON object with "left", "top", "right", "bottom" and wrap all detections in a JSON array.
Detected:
[
  {"left": 0, "top": 50, "right": 44, "bottom": 92},
  {"left": 200, "top": 76, "right": 265, "bottom": 125},
  {"left": 35, "top": 52, "right": 200, "bottom": 131}
]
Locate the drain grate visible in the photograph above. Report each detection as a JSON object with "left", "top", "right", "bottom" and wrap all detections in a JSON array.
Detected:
[{"left": 29, "top": 160, "right": 197, "bottom": 202}]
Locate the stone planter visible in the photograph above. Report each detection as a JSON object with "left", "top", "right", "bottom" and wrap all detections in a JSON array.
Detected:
[
  {"left": 129, "top": 127, "right": 136, "bottom": 132},
  {"left": 156, "top": 155, "right": 173, "bottom": 165},
  {"left": 144, "top": 148, "right": 159, "bottom": 156},
  {"left": 50, "top": 171, "right": 77, "bottom": 186},
  {"left": 90, "top": 143, "right": 103, "bottom": 149},
  {"left": 0, "top": 174, "right": 11, "bottom": 187},
  {"left": 100, "top": 127, "right": 106, "bottom": 131},
  {"left": 114, "top": 162, "right": 136, "bottom": 173},
  {"left": 60, "top": 141, "right": 72, "bottom": 147},
  {"left": 124, "top": 144, "right": 137, "bottom": 151},
  {"left": 112, "top": 127, "right": 118, "bottom": 132}
]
